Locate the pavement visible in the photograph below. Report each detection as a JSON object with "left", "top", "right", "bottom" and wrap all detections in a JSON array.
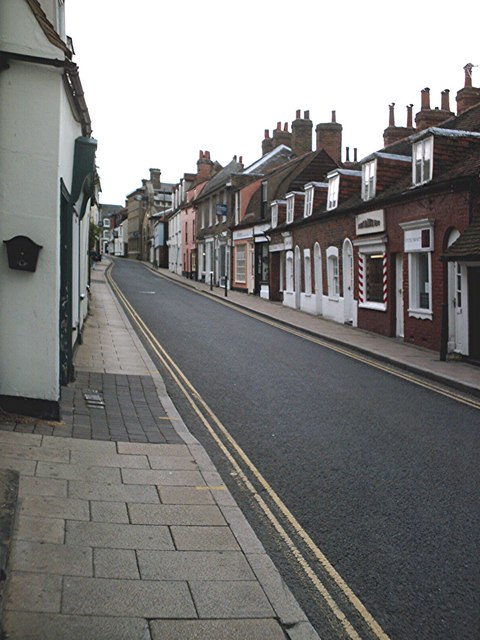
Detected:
[{"left": 0, "top": 256, "right": 478, "bottom": 640}]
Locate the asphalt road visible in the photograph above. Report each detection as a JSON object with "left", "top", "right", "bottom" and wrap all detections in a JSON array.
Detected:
[{"left": 111, "top": 258, "right": 480, "bottom": 640}]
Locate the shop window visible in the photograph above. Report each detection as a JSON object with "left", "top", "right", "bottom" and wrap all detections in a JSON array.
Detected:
[
  {"left": 235, "top": 245, "right": 246, "bottom": 283},
  {"left": 365, "top": 254, "right": 384, "bottom": 302}
]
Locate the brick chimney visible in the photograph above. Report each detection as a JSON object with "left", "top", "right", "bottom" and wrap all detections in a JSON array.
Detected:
[
  {"left": 149, "top": 168, "right": 161, "bottom": 189},
  {"left": 415, "top": 87, "right": 454, "bottom": 131},
  {"left": 262, "top": 129, "right": 274, "bottom": 156},
  {"left": 291, "top": 109, "right": 313, "bottom": 156},
  {"left": 456, "top": 63, "right": 480, "bottom": 114},
  {"left": 316, "top": 111, "right": 342, "bottom": 163},
  {"left": 272, "top": 121, "right": 292, "bottom": 149},
  {"left": 196, "top": 150, "right": 214, "bottom": 183},
  {"left": 383, "top": 103, "right": 415, "bottom": 147}
]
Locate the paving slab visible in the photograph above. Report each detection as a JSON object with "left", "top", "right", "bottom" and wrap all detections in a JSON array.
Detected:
[
  {"left": 18, "top": 476, "right": 67, "bottom": 498},
  {"left": 18, "top": 495, "right": 89, "bottom": 521},
  {"left": 9, "top": 540, "right": 92, "bottom": 576},
  {"left": 158, "top": 485, "right": 215, "bottom": 505},
  {"left": 147, "top": 455, "right": 197, "bottom": 470},
  {"left": 90, "top": 500, "right": 129, "bottom": 523},
  {"left": 14, "top": 515, "right": 65, "bottom": 544},
  {"left": 150, "top": 618, "right": 287, "bottom": 640},
  {"left": 0, "top": 444, "right": 69, "bottom": 463},
  {"left": 62, "top": 576, "right": 196, "bottom": 618},
  {"left": 137, "top": 550, "right": 256, "bottom": 581},
  {"left": 128, "top": 503, "right": 226, "bottom": 526},
  {"left": 189, "top": 580, "right": 275, "bottom": 618},
  {"left": 68, "top": 480, "right": 159, "bottom": 503},
  {"left": 4, "top": 572, "right": 62, "bottom": 613},
  {"left": 70, "top": 451, "right": 149, "bottom": 469},
  {"left": 93, "top": 548, "right": 140, "bottom": 579},
  {"left": 2, "top": 611, "right": 151, "bottom": 640},
  {"left": 121, "top": 467, "right": 205, "bottom": 486},
  {"left": 116, "top": 442, "right": 190, "bottom": 456},
  {"left": 65, "top": 521, "right": 174, "bottom": 550},
  {"left": 171, "top": 525, "right": 241, "bottom": 551},
  {"left": 0, "top": 432, "right": 42, "bottom": 447},
  {"left": 36, "top": 461, "right": 121, "bottom": 483}
]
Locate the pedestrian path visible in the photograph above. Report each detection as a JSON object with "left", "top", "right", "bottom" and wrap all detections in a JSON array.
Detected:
[
  {"left": 152, "top": 265, "right": 480, "bottom": 397},
  {"left": 0, "top": 258, "right": 319, "bottom": 640}
]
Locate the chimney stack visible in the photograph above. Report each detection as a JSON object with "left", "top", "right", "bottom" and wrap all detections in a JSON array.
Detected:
[
  {"left": 315, "top": 110, "right": 342, "bottom": 163},
  {"left": 415, "top": 86, "right": 454, "bottom": 131},
  {"left": 262, "top": 129, "right": 274, "bottom": 156},
  {"left": 149, "top": 168, "right": 161, "bottom": 189},
  {"left": 456, "top": 63, "right": 480, "bottom": 114},
  {"left": 383, "top": 103, "right": 415, "bottom": 147},
  {"left": 272, "top": 120, "right": 292, "bottom": 149},
  {"left": 291, "top": 109, "right": 313, "bottom": 156},
  {"left": 196, "top": 150, "right": 214, "bottom": 183}
]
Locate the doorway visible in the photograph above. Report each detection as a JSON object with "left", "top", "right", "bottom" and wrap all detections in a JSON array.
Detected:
[
  {"left": 468, "top": 267, "right": 480, "bottom": 362},
  {"left": 396, "top": 254, "right": 404, "bottom": 338}
]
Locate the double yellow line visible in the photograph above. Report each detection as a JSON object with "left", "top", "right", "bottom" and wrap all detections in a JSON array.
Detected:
[{"left": 107, "top": 268, "right": 392, "bottom": 639}]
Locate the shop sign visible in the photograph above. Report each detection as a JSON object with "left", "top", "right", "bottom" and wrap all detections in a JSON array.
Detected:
[{"left": 355, "top": 210, "right": 385, "bottom": 236}]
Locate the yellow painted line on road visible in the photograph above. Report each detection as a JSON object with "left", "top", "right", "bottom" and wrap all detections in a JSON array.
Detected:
[
  {"left": 148, "top": 268, "right": 480, "bottom": 411},
  {"left": 108, "top": 271, "right": 390, "bottom": 640},
  {"left": 195, "top": 485, "right": 227, "bottom": 491}
]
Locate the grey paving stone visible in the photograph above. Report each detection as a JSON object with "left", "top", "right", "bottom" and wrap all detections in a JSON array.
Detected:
[
  {"left": 189, "top": 581, "right": 275, "bottom": 618},
  {"left": 68, "top": 480, "right": 159, "bottom": 503},
  {"left": 220, "top": 506, "right": 265, "bottom": 554},
  {"left": 187, "top": 444, "right": 216, "bottom": 471},
  {"left": 121, "top": 468, "right": 205, "bottom": 486},
  {"left": 158, "top": 486, "right": 215, "bottom": 505},
  {"left": 36, "top": 461, "right": 121, "bottom": 483},
  {"left": 150, "top": 619, "right": 287, "bottom": 640},
  {"left": 147, "top": 455, "right": 197, "bottom": 470},
  {"left": 4, "top": 572, "right": 62, "bottom": 613},
  {"left": 62, "top": 576, "right": 196, "bottom": 618},
  {"left": 171, "top": 526, "right": 240, "bottom": 551},
  {"left": 128, "top": 503, "right": 226, "bottom": 526},
  {"left": 18, "top": 476, "right": 67, "bottom": 498},
  {"left": 94, "top": 548, "right": 139, "bottom": 579},
  {"left": 2, "top": 611, "right": 151, "bottom": 640},
  {"left": 41, "top": 436, "right": 117, "bottom": 453},
  {"left": 14, "top": 515, "right": 65, "bottom": 544},
  {"left": 285, "top": 621, "right": 321, "bottom": 640},
  {"left": 70, "top": 451, "right": 149, "bottom": 468},
  {"left": 137, "top": 550, "right": 255, "bottom": 581},
  {"left": 66, "top": 521, "right": 174, "bottom": 550},
  {"left": 0, "top": 456, "right": 36, "bottom": 475},
  {"left": 246, "top": 553, "right": 309, "bottom": 626},
  {"left": 0, "top": 432, "right": 42, "bottom": 447},
  {"left": 0, "top": 444, "right": 69, "bottom": 463},
  {"left": 116, "top": 442, "right": 190, "bottom": 456},
  {"left": 90, "top": 500, "right": 129, "bottom": 523},
  {"left": 9, "top": 540, "right": 92, "bottom": 576},
  {"left": 19, "top": 495, "right": 89, "bottom": 520}
]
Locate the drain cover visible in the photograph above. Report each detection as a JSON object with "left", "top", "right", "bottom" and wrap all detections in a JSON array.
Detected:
[{"left": 83, "top": 389, "right": 105, "bottom": 408}]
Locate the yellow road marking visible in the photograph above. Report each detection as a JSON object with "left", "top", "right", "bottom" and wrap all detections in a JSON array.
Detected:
[
  {"left": 195, "top": 485, "right": 226, "bottom": 491},
  {"left": 108, "top": 270, "right": 390, "bottom": 640}
]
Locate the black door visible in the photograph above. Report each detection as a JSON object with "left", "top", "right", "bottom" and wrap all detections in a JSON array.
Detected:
[{"left": 468, "top": 266, "right": 480, "bottom": 362}]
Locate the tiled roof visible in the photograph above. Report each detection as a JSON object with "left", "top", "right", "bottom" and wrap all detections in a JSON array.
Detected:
[
  {"left": 25, "top": 0, "right": 72, "bottom": 58},
  {"left": 443, "top": 213, "right": 480, "bottom": 261},
  {"left": 200, "top": 158, "right": 244, "bottom": 198}
]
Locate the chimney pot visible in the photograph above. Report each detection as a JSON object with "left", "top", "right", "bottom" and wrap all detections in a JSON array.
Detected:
[
  {"left": 388, "top": 103, "right": 395, "bottom": 127},
  {"left": 345, "top": 146, "right": 350, "bottom": 162},
  {"left": 421, "top": 88, "right": 431, "bottom": 110},
  {"left": 354, "top": 148, "right": 358, "bottom": 162},
  {"left": 296, "top": 109, "right": 301, "bottom": 119},
  {"left": 239, "top": 156, "right": 243, "bottom": 164},
  {"left": 276, "top": 121, "right": 281, "bottom": 131},
  {"left": 407, "top": 104, "right": 413, "bottom": 128},
  {"left": 264, "top": 129, "right": 270, "bottom": 139},
  {"left": 331, "top": 110, "right": 336, "bottom": 123},
  {"left": 441, "top": 88, "right": 450, "bottom": 111},
  {"left": 304, "top": 110, "right": 310, "bottom": 119},
  {"left": 284, "top": 122, "right": 288, "bottom": 132},
  {"left": 464, "top": 63, "right": 474, "bottom": 88}
]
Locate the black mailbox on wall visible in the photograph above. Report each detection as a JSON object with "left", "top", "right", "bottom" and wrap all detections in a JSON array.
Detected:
[{"left": 3, "top": 235, "right": 43, "bottom": 272}]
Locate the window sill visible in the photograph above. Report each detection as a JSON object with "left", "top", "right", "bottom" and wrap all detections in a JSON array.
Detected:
[
  {"left": 359, "top": 301, "right": 387, "bottom": 312},
  {"left": 328, "top": 296, "right": 339, "bottom": 302},
  {"left": 408, "top": 308, "right": 432, "bottom": 320}
]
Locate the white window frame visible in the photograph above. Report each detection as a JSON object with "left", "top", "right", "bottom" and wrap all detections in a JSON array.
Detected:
[
  {"left": 413, "top": 136, "right": 433, "bottom": 186},
  {"left": 304, "top": 186, "right": 314, "bottom": 217},
  {"left": 326, "top": 246, "right": 339, "bottom": 298},
  {"left": 235, "top": 244, "right": 247, "bottom": 283},
  {"left": 408, "top": 252, "right": 432, "bottom": 318},
  {"left": 327, "top": 175, "right": 339, "bottom": 210},
  {"left": 304, "top": 249, "right": 312, "bottom": 295},
  {"left": 362, "top": 159, "right": 377, "bottom": 200},
  {"left": 271, "top": 202, "right": 278, "bottom": 228},
  {"left": 234, "top": 192, "right": 241, "bottom": 225},
  {"left": 286, "top": 194, "right": 295, "bottom": 224}
]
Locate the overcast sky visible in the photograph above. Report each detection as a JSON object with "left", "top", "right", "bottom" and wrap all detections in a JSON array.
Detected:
[{"left": 67, "top": 0, "right": 478, "bottom": 205}]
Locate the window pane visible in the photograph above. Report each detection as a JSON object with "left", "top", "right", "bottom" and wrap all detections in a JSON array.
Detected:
[
  {"left": 418, "top": 253, "right": 429, "bottom": 308},
  {"left": 366, "top": 255, "right": 384, "bottom": 302}
]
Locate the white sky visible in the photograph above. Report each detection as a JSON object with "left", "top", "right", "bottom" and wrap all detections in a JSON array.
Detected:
[{"left": 67, "top": 0, "right": 479, "bottom": 205}]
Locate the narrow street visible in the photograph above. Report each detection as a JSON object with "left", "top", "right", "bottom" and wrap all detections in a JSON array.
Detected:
[{"left": 111, "top": 258, "right": 480, "bottom": 640}]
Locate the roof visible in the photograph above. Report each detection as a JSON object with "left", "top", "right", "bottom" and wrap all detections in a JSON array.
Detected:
[
  {"left": 443, "top": 213, "right": 480, "bottom": 261},
  {"left": 25, "top": 0, "right": 72, "bottom": 58},
  {"left": 199, "top": 158, "right": 244, "bottom": 198}
]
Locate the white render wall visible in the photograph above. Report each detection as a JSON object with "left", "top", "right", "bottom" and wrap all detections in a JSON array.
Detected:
[{"left": 0, "top": 53, "right": 83, "bottom": 403}]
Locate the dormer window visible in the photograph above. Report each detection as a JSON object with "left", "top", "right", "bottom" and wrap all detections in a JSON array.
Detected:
[
  {"left": 413, "top": 137, "right": 433, "bottom": 185},
  {"left": 304, "top": 186, "right": 314, "bottom": 217},
  {"left": 327, "top": 174, "right": 339, "bottom": 210},
  {"left": 362, "top": 160, "right": 376, "bottom": 200},
  {"left": 261, "top": 182, "right": 268, "bottom": 219},
  {"left": 286, "top": 194, "right": 295, "bottom": 224}
]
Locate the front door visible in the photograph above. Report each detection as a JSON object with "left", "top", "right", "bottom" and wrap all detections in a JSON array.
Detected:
[
  {"left": 396, "top": 254, "right": 404, "bottom": 338},
  {"left": 343, "top": 240, "right": 354, "bottom": 324},
  {"left": 468, "top": 267, "right": 480, "bottom": 361}
]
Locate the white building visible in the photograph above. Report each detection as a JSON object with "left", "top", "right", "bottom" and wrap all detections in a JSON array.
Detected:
[
  {"left": 0, "top": 0, "right": 97, "bottom": 418},
  {"left": 167, "top": 209, "right": 182, "bottom": 275}
]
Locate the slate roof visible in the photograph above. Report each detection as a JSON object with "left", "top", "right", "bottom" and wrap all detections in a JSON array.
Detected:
[{"left": 199, "top": 158, "right": 244, "bottom": 198}]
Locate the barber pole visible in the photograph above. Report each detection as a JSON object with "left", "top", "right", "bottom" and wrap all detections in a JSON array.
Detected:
[
  {"left": 383, "top": 253, "right": 388, "bottom": 305},
  {"left": 358, "top": 254, "right": 365, "bottom": 303}
]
